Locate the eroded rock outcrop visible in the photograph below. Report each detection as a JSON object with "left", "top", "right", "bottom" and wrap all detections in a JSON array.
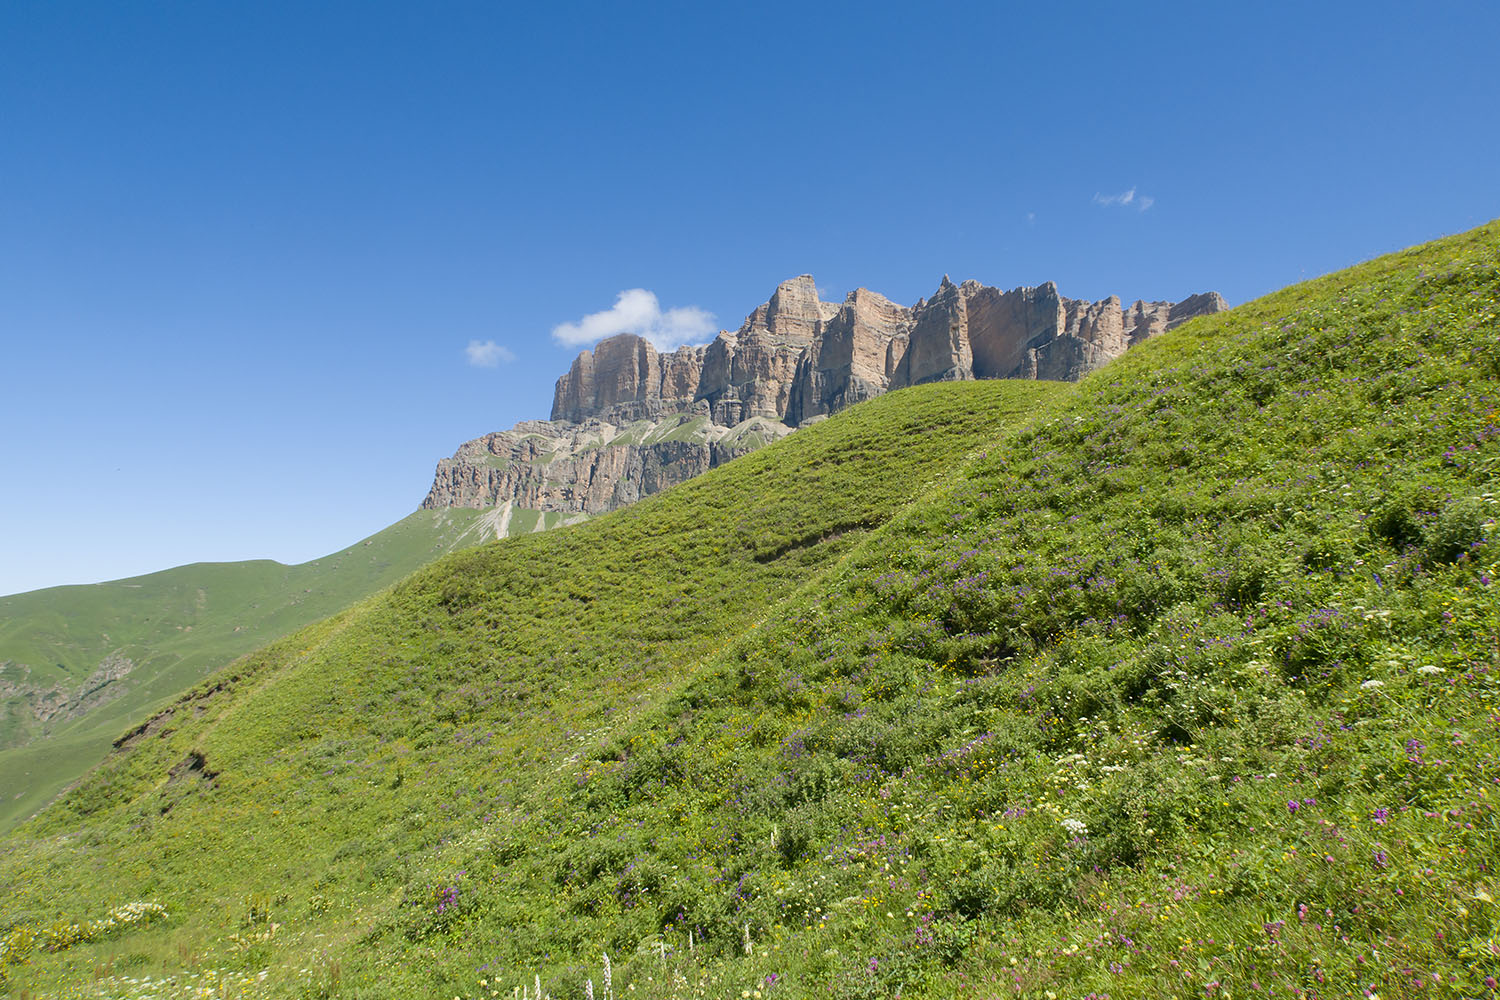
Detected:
[
  {"left": 423, "top": 273, "right": 1226, "bottom": 522},
  {"left": 422, "top": 416, "right": 792, "bottom": 513},
  {"left": 0, "top": 652, "right": 134, "bottom": 746}
]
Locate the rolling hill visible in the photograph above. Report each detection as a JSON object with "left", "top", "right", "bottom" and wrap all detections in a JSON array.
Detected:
[{"left": 0, "top": 506, "right": 584, "bottom": 833}]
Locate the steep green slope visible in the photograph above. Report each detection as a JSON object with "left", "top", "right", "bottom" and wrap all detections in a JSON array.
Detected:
[
  {"left": 0, "top": 378, "right": 1063, "bottom": 998},
  {"left": 4, "top": 220, "right": 1500, "bottom": 1000},
  {"left": 0, "top": 507, "right": 523, "bottom": 833}
]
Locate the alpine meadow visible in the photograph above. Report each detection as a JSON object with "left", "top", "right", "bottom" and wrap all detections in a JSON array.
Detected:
[{"left": 3, "top": 221, "right": 1500, "bottom": 999}]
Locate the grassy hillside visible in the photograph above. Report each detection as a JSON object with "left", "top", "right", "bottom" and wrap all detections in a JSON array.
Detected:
[
  {"left": 3, "top": 220, "right": 1500, "bottom": 1000},
  {"left": 0, "top": 379, "right": 1062, "bottom": 997},
  {"left": 0, "top": 507, "right": 529, "bottom": 833}
]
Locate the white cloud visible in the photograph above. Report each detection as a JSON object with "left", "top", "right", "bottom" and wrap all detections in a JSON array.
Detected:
[
  {"left": 551, "top": 289, "right": 717, "bottom": 351},
  {"left": 1093, "top": 187, "right": 1154, "bottom": 212},
  {"left": 465, "top": 339, "right": 517, "bottom": 367}
]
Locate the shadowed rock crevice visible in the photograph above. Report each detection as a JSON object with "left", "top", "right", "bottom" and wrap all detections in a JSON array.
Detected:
[{"left": 166, "top": 749, "right": 218, "bottom": 788}]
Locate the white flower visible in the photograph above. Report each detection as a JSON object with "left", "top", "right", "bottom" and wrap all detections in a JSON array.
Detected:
[
  {"left": 1418, "top": 665, "right": 1444, "bottom": 675},
  {"left": 1061, "top": 817, "right": 1088, "bottom": 837},
  {"left": 1360, "top": 679, "right": 1384, "bottom": 690}
]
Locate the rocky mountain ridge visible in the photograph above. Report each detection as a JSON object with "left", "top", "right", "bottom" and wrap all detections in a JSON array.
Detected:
[{"left": 422, "top": 274, "right": 1226, "bottom": 514}]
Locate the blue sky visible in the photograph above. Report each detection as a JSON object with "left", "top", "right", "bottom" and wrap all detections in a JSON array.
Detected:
[{"left": 2, "top": 1, "right": 1498, "bottom": 596}]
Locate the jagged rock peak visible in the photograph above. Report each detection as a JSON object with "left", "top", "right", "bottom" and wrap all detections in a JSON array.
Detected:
[
  {"left": 549, "top": 272, "right": 1228, "bottom": 429},
  {"left": 430, "top": 271, "right": 1227, "bottom": 524},
  {"left": 741, "top": 274, "right": 834, "bottom": 345}
]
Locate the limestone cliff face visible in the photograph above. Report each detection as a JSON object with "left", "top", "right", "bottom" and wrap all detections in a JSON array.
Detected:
[
  {"left": 787, "top": 287, "right": 913, "bottom": 425},
  {"left": 421, "top": 416, "right": 792, "bottom": 514},
  {"left": 423, "top": 273, "right": 1227, "bottom": 521},
  {"left": 548, "top": 276, "right": 842, "bottom": 427},
  {"left": 893, "top": 280, "right": 1228, "bottom": 386},
  {"left": 550, "top": 338, "right": 709, "bottom": 425},
  {"left": 548, "top": 275, "right": 1226, "bottom": 431}
]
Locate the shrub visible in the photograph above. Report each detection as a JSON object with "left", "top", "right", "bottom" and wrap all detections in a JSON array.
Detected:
[{"left": 1424, "top": 495, "right": 1489, "bottom": 564}]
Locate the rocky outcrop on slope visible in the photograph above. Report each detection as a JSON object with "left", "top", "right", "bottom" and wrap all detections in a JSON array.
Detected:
[
  {"left": 422, "top": 273, "right": 1226, "bottom": 517},
  {"left": 421, "top": 415, "right": 792, "bottom": 513},
  {"left": 0, "top": 652, "right": 134, "bottom": 746}
]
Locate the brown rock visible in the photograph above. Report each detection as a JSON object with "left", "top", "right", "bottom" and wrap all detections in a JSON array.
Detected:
[
  {"left": 891, "top": 276, "right": 973, "bottom": 386},
  {"left": 787, "top": 287, "right": 912, "bottom": 424}
]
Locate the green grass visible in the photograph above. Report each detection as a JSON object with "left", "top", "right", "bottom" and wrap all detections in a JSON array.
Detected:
[
  {"left": 0, "top": 508, "right": 500, "bottom": 833},
  {"left": 3, "top": 220, "right": 1500, "bottom": 1000}
]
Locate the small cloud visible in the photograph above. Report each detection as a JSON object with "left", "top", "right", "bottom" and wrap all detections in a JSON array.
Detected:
[
  {"left": 551, "top": 289, "right": 717, "bottom": 351},
  {"left": 1093, "top": 187, "right": 1154, "bottom": 212},
  {"left": 465, "top": 340, "right": 516, "bottom": 367},
  {"left": 1025, "top": 211, "right": 1036, "bottom": 225}
]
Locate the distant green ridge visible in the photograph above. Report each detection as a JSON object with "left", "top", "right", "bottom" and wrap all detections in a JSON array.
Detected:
[
  {"left": 0, "top": 507, "right": 516, "bottom": 833},
  {"left": 3, "top": 220, "right": 1499, "bottom": 999}
]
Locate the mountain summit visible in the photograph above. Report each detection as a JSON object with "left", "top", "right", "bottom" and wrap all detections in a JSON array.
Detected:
[
  {"left": 422, "top": 274, "right": 1226, "bottom": 513},
  {"left": 552, "top": 275, "right": 1225, "bottom": 427}
]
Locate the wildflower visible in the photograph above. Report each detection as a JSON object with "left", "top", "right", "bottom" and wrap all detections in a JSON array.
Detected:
[
  {"left": 1417, "top": 665, "right": 1443, "bottom": 675},
  {"left": 1360, "top": 679, "right": 1384, "bottom": 690},
  {"left": 1061, "top": 817, "right": 1088, "bottom": 837},
  {"left": 1372, "top": 808, "right": 1389, "bottom": 823},
  {"left": 1287, "top": 800, "right": 1299, "bottom": 812}
]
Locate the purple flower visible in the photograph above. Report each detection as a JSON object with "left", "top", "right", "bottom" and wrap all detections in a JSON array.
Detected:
[
  {"left": 1372, "top": 808, "right": 1389, "bottom": 824},
  {"left": 1287, "top": 800, "right": 1299, "bottom": 812}
]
